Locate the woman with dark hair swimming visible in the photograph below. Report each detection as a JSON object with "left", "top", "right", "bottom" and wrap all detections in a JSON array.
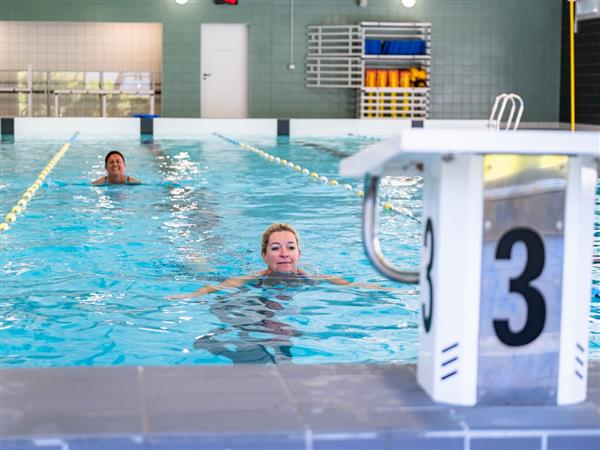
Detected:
[{"left": 92, "top": 151, "right": 142, "bottom": 185}]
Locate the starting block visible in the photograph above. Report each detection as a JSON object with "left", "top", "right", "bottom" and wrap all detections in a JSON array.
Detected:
[{"left": 340, "top": 129, "right": 599, "bottom": 406}]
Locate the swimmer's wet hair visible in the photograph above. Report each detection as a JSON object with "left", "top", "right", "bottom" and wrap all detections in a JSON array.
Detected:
[
  {"left": 261, "top": 223, "right": 300, "bottom": 255},
  {"left": 105, "top": 150, "right": 125, "bottom": 167}
]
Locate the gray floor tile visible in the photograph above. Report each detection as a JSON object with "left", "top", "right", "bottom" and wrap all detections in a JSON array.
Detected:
[
  {"left": 0, "top": 367, "right": 143, "bottom": 436},
  {"left": 301, "top": 406, "right": 462, "bottom": 434},
  {"left": 277, "top": 363, "right": 374, "bottom": 377},
  {"left": 2, "top": 362, "right": 599, "bottom": 446},
  {"left": 364, "top": 409, "right": 463, "bottom": 432},
  {"left": 143, "top": 365, "right": 283, "bottom": 392},
  {"left": 280, "top": 364, "right": 436, "bottom": 410},
  {"left": 302, "top": 407, "right": 369, "bottom": 432},
  {"left": 149, "top": 388, "right": 295, "bottom": 413},
  {"left": 587, "top": 387, "right": 600, "bottom": 409},
  {"left": 146, "top": 407, "right": 305, "bottom": 434},
  {"left": 142, "top": 365, "right": 305, "bottom": 433}
]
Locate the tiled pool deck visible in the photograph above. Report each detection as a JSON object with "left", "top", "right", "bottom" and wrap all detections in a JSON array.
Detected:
[{"left": 1, "top": 362, "right": 599, "bottom": 450}]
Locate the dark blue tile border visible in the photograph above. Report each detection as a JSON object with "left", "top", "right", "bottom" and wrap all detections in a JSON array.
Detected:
[
  {"left": 140, "top": 117, "right": 153, "bottom": 136},
  {"left": 0, "top": 437, "right": 145, "bottom": 450},
  {"left": 277, "top": 119, "right": 289, "bottom": 136},
  {"left": 471, "top": 437, "right": 541, "bottom": 450},
  {"left": 147, "top": 433, "right": 306, "bottom": 450},
  {"left": 1, "top": 117, "right": 15, "bottom": 138},
  {"left": 390, "top": 435, "right": 463, "bottom": 450},
  {"left": 548, "top": 435, "right": 600, "bottom": 450}
]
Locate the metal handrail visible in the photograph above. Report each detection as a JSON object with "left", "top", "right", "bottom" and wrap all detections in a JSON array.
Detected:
[
  {"left": 0, "top": 67, "right": 160, "bottom": 117},
  {"left": 363, "top": 175, "right": 420, "bottom": 283},
  {"left": 488, "top": 93, "right": 524, "bottom": 130}
]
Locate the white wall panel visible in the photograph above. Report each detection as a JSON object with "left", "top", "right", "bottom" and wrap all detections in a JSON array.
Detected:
[
  {"left": 154, "top": 119, "right": 277, "bottom": 138},
  {"left": 290, "top": 119, "right": 412, "bottom": 137},
  {"left": 14, "top": 118, "right": 139, "bottom": 139}
]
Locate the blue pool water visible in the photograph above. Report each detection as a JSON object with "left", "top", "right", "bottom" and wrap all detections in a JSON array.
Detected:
[
  {"left": 0, "top": 136, "right": 422, "bottom": 367},
  {"left": 0, "top": 136, "right": 598, "bottom": 367}
]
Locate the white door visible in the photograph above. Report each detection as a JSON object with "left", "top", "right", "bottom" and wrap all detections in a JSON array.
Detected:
[{"left": 200, "top": 24, "right": 249, "bottom": 118}]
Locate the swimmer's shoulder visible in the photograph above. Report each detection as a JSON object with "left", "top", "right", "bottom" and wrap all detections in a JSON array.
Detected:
[
  {"left": 126, "top": 176, "right": 142, "bottom": 185},
  {"left": 297, "top": 269, "right": 310, "bottom": 278},
  {"left": 254, "top": 269, "right": 308, "bottom": 279},
  {"left": 311, "top": 273, "right": 351, "bottom": 285},
  {"left": 91, "top": 176, "right": 108, "bottom": 185},
  {"left": 253, "top": 270, "right": 270, "bottom": 282}
]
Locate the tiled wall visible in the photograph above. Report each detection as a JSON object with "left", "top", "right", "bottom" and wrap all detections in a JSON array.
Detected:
[
  {"left": 0, "top": 22, "right": 162, "bottom": 72},
  {"left": 0, "top": 21, "right": 162, "bottom": 117},
  {"left": 1, "top": 0, "right": 563, "bottom": 121}
]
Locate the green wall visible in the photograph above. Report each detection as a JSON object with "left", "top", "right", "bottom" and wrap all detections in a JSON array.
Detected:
[{"left": 1, "top": 0, "right": 563, "bottom": 121}]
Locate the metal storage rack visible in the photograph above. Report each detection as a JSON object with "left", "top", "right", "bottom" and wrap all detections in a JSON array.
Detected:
[
  {"left": 306, "top": 22, "right": 431, "bottom": 119},
  {"left": 306, "top": 25, "right": 362, "bottom": 88}
]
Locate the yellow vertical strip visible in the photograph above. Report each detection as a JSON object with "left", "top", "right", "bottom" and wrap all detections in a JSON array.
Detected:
[{"left": 569, "top": 0, "right": 576, "bottom": 131}]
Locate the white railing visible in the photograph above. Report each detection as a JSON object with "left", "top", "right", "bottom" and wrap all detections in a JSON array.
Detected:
[
  {"left": 52, "top": 89, "right": 156, "bottom": 117},
  {"left": 488, "top": 93, "right": 524, "bottom": 130},
  {"left": 0, "top": 66, "right": 160, "bottom": 117}
]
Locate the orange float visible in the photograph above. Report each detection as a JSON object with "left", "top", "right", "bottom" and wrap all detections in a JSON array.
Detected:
[
  {"left": 365, "top": 69, "right": 377, "bottom": 117},
  {"left": 388, "top": 70, "right": 399, "bottom": 118}
]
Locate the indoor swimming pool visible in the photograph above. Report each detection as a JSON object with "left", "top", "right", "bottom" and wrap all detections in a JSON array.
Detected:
[
  {"left": 1, "top": 134, "right": 599, "bottom": 368},
  {"left": 1, "top": 135, "right": 428, "bottom": 367}
]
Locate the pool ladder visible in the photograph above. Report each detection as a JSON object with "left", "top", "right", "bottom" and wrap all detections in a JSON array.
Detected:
[{"left": 488, "top": 93, "right": 524, "bottom": 131}]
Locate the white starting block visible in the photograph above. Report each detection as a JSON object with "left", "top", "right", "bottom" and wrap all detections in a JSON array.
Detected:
[{"left": 340, "top": 129, "right": 600, "bottom": 406}]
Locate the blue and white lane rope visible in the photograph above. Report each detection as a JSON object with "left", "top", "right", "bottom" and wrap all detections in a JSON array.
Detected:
[
  {"left": 214, "top": 133, "right": 418, "bottom": 221},
  {"left": 0, "top": 131, "right": 79, "bottom": 232}
]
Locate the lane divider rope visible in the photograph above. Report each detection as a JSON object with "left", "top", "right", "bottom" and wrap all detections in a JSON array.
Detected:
[
  {"left": 0, "top": 131, "right": 79, "bottom": 232},
  {"left": 214, "top": 132, "right": 419, "bottom": 222}
]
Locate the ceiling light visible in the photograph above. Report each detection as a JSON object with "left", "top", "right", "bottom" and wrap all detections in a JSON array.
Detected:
[
  {"left": 175, "top": 0, "right": 188, "bottom": 5},
  {"left": 401, "top": 0, "right": 416, "bottom": 7}
]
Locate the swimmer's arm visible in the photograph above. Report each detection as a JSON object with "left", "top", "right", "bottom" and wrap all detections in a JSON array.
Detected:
[
  {"left": 167, "top": 273, "right": 262, "bottom": 300},
  {"left": 315, "top": 275, "right": 398, "bottom": 291},
  {"left": 127, "top": 176, "right": 142, "bottom": 185},
  {"left": 91, "top": 176, "right": 107, "bottom": 185}
]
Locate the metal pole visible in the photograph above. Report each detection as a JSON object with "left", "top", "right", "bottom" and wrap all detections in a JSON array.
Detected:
[
  {"left": 27, "top": 64, "right": 33, "bottom": 117},
  {"left": 569, "top": 0, "right": 576, "bottom": 132}
]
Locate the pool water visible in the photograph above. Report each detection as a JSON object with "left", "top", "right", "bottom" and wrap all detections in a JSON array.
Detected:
[
  {"left": 0, "top": 136, "right": 424, "bottom": 367},
  {"left": 0, "top": 136, "right": 598, "bottom": 367}
]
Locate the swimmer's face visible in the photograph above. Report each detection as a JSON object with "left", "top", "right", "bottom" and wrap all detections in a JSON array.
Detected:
[
  {"left": 106, "top": 154, "right": 125, "bottom": 178},
  {"left": 262, "top": 231, "right": 300, "bottom": 273}
]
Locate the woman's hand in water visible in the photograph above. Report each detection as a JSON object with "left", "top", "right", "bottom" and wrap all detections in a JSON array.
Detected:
[
  {"left": 315, "top": 275, "right": 401, "bottom": 292},
  {"left": 166, "top": 292, "right": 195, "bottom": 300},
  {"left": 166, "top": 276, "right": 259, "bottom": 301},
  {"left": 166, "top": 286, "right": 210, "bottom": 300}
]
